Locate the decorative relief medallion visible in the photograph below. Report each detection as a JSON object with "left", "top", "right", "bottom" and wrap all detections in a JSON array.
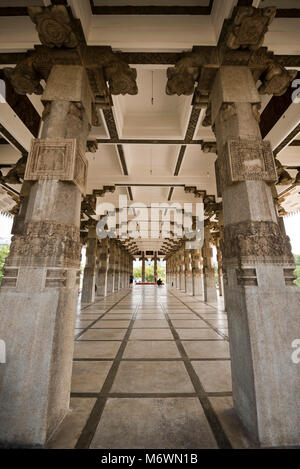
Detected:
[
  {"left": 24, "top": 138, "right": 87, "bottom": 194},
  {"left": 226, "top": 138, "right": 277, "bottom": 184}
]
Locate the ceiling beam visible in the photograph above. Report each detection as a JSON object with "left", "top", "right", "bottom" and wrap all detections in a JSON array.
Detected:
[{"left": 89, "top": 0, "right": 214, "bottom": 16}]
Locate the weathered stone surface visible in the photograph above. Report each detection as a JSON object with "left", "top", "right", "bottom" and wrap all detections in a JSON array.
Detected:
[
  {"left": 42, "top": 65, "right": 93, "bottom": 125},
  {"left": 226, "top": 6, "right": 276, "bottom": 51},
  {"left": 0, "top": 65, "right": 91, "bottom": 447},
  {"left": 223, "top": 220, "right": 294, "bottom": 265},
  {"left": 25, "top": 138, "right": 87, "bottom": 195},
  {"left": 212, "top": 65, "right": 300, "bottom": 447},
  {"left": 4, "top": 57, "right": 43, "bottom": 95},
  {"left": 258, "top": 62, "right": 298, "bottom": 97},
  {"left": 28, "top": 5, "right": 78, "bottom": 49}
]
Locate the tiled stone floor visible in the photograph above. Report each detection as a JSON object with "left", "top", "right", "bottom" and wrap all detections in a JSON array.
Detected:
[{"left": 47, "top": 285, "right": 256, "bottom": 449}]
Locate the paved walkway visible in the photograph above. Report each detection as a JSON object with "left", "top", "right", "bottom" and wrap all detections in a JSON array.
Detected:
[{"left": 47, "top": 285, "right": 255, "bottom": 449}]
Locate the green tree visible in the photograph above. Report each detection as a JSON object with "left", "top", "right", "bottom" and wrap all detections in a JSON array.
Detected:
[
  {"left": 0, "top": 245, "right": 10, "bottom": 283},
  {"left": 133, "top": 262, "right": 166, "bottom": 283},
  {"left": 294, "top": 254, "right": 300, "bottom": 289}
]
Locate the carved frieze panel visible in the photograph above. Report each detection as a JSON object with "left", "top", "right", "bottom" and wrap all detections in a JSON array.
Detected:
[
  {"left": 223, "top": 221, "right": 295, "bottom": 265},
  {"left": 6, "top": 221, "right": 81, "bottom": 269},
  {"left": 24, "top": 138, "right": 87, "bottom": 194}
]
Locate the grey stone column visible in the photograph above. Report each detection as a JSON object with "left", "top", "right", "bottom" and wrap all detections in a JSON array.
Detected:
[
  {"left": 154, "top": 252, "right": 158, "bottom": 282},
  {"left": 10, "top": 181, "right": 32, "bottom": 237},
  {"left": 176, "top": 251, "right": 181, "bottom": 288},
  {"left": 179, "top": 248, "right": 185, "bottom": 290},
  {"left": 113, "top": 244, "right": 120, "bottom": 292},
  {"left": 96, "top": 238, "right": 109, "bottom": 297},
  {"left": 191, "top": 249, "right": 204, "bottom": 297},
  {"left": 202, "top": 225, "right": 217, "bottom": 303},
  {"left": 106, "top": 239, "right": 116, "bottom": 294},
  {"left": 0, "top": 65, "right": 91, "bottom": 446},
  {"left": 141, "top": 252, "right": 145, "bottom": 282},
  {"left": 184, "top": 249, "right": 193, "bottom": 294},
  {"left": 212, "top": 66, "right": 300, "bottom": 446},
  {"left": 215, "top": 236, "right": 223, "bottom": 297},
  {"left": 81, "top": 224, "right": 97, "bottom": 304}
]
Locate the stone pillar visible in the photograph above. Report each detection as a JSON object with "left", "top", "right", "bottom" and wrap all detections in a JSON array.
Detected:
[
  {"left": 10, "top": 181, "right": 32, "bottom": 237},
  {"left": 191, "top": 248, "right": 204, "bottom": 297},
  {"left": 176, "top": 251, "right": 181, "bottom": 288},
  {"left": 106, "top": 239, "right": 116, "bottom": 294},
  {"left": 179, "top": 247, "right": 185, "bottom": 290},
  {"left": 81, "top": 224, "right": 97, "bottom": 304},
  {"left": 202, "top": 224, "right": 217, "bottom": 303},
  {"left": 113, "top": 244, "right": 120, "bottom": 292},
  {"left": 96, "top": 238, "right": 109, "bottom": 297},
  {"left": 212, "top": 66, "right": 300, "bottom": 446},
  {"left": 215, "top": 235, "right": 223, "bottom": 297},
  {"left": 0, "top": 65, "right": 91, "bottom": 446},
  {"left": 154, "top": 251, "right": 158, "bottom": 282},
  {"left": 141, "top": 252, "right": 145, "bottom": 282},
  {"left": 184, "top": 249, "right": 193, "bottom": 294}
]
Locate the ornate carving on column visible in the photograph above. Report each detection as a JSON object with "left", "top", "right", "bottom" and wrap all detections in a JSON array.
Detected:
[
  {"left": 201, "top": 142, "right": 217, "bottom": 154},
  {"left": 257, "top": 61, "right": 297, "bottom": 97},
  {"left": 211, "top": 65, "right": 300, "bottom": 447},
  {"left": 4, "top": 47, "right": 138, "bottom": 101},
  {"left": 226, "top": 6, "right": 276, "bottom": 51},
  {"left": 24, "top": 138, "right": 87, "bottom": 195},
  {"left": 165, "top": 47, "right": 219, "bottom": 96},
  {"left": 216, "top": 138, "right": 277, "bottom": 195},
  {"left": 223, "top": 221, "right": 294, "bottom": 265},
  {"left": 28, "top": 5, "right": 78, "bottom": 49},
  {"left": 4, "top": 57, "right": 44, "bottom": 95}
]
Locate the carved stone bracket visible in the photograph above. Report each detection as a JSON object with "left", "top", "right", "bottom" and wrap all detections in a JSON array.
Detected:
[
  {"left": 4, "top": 45, "right": 138, "bottom": 104},
  {"left": 258, "top": 62, "right": 298, "bottom": 97},
  {"left": 2, "top": 154, "right": 27, "bottom": 184},
  {"left": 28, "top": 5, "right": 78, "bottom": 49},
  {"left": 86, "top": 140, "right": 98, "bottom": 153},
  {"left": 201, "top": 142, "right": 217, "bottom": 153},
  {"left": 4, "top": 57, "right": 44, "bottom": 95},
  {"left": 93, "top": 186, "right": 116, "bottom": 197},
  {"left": 24, "top": 138, "right": 88, "bottom": 194},
  {"left": 226, "top": 6, "right": 277, "bottom": 51},
  {"left": 166, "top": 47, "right": 219, "bottom": 96}
]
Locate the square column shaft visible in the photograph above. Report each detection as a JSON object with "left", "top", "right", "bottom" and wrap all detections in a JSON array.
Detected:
[
  {"left": 212, "top": 66, "right": 300, "bottom": 447},
  {"left": 203, "top": 226, "right": 217, "bottom": 303},
  {"left": 0, "top": 65, "right": 91, "bottom": 447},
  {"left": 81, "top": 225, "right": 97, "bottom": 304},
  {"left": 96, "top": 239, "right": 109, "bottom": 297}
]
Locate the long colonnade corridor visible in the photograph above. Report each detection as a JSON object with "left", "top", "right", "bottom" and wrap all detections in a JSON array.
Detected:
[{"left": 47, "top": 285, "right": 252, "bottom": 449}]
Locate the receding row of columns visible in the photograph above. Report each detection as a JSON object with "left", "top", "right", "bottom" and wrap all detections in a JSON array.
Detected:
[
  {"left": 166, "top": 236, "right": 222, "bottom": 303},
  {"left": 81, "top": 228, "right": 133, "bottom": 304}
]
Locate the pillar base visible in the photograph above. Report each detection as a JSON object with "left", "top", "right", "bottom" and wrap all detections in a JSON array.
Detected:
[{"left": 0, "top": 267, "right": 78, "bottom": 447}]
